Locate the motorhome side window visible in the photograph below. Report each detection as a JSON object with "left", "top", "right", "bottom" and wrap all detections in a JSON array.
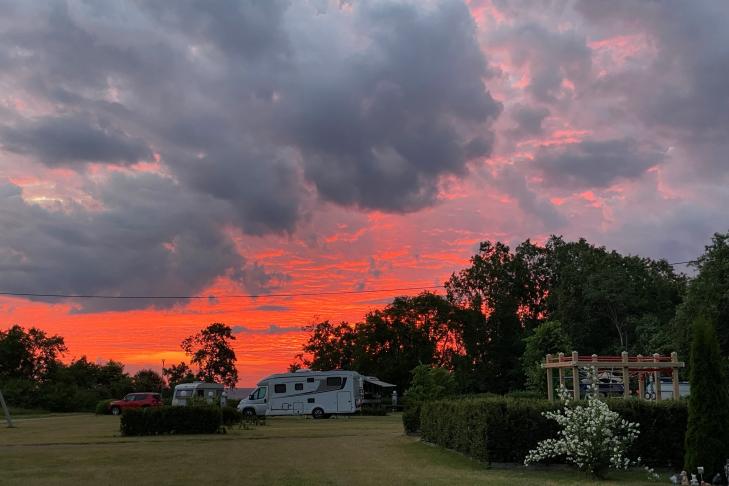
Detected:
[
  {"left": 253, "top": 388, "right": 266, "bottom": 400},
  {"left": 274, "top": 384, "right": 286, "bottom": 394},
  {"left": 326, "top": 377, "right": 342, "bottom": 387},
  {"left": 295, "top": 383, "right": 303, "bottom": 391},
  {"left": 307, "top": 377, "right": 314, "bottom": 383}
]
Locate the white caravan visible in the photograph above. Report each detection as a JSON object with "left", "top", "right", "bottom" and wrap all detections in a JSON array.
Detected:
[
  {"left": 237, "top": 370, "right": 363, "bottom": 419},
  {"left": 171, "top": 381, "right": 224, "bottom": 406}
]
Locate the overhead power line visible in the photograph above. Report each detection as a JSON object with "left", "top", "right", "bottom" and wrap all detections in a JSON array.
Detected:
[
  {"left": 0, "top": 285, "right": 446, "bottom": 300},
  {"left": 0, "top": 260, "right": 698, "bottom": 301}
]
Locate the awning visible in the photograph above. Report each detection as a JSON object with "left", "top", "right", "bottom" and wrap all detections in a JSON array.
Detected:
[{"left": 363, "top": 377, "right": 396, "bottom": 388}]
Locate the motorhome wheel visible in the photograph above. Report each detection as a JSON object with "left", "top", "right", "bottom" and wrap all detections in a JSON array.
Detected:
[
  {"left": 243, "top": 408, "right": 255, "bottom": 417},
  {"left": 312, "top": 408, "right": 325, "bottom": 419}
]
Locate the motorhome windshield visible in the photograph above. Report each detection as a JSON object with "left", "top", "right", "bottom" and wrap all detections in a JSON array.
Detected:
[{"left": 250, "top": 388, "right": 266, "bottom": 400}]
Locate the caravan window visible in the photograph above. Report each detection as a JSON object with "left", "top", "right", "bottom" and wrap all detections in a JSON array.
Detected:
[
  {"left": 294, "top": 383, "right": 303, "bottom": 391},
  {"left": 326, "top": 377, "right": 342, "bottom": 387},
  {"left": 274, "top": 384, "right": 286, "bottom": 394}
]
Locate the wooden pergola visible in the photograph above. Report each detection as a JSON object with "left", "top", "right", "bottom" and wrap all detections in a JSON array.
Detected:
[{"left": 542, "top": 351, "right": 685, "bottom": 401}]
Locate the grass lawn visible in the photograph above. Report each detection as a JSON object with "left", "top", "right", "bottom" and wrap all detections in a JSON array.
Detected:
[{"left": 1, "top": 413, "right": 664, "bottom": 485}]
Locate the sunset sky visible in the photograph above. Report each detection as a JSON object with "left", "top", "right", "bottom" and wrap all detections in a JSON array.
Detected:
[{"left": 1, "top": 0, "right": 728, "bottom": 386}]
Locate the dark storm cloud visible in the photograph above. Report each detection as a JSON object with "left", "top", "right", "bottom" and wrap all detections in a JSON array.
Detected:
[
  {"left": 0, "top": 175, "right": 243, "bottom": 312},
  {"left": 140, "top": 1, "right": 291, "bottom": 60},
  {"left": 509, "top": 104, "right": 550, "bottom": 137},
  {"left": 0, "top": 114, "right": 151, "bottom": 166},
  {"left": 254, "top": 305, "right": 291, "bottom": 312},
  {"left": 231, "top": 324, "right": 302, "bottom": 335},
  {"left": 277, "top": 1, "right": 501, "bottom": 211},
  {"left": 491, "top": 22, "right": 591, "bottom": 103},
  {"left": 495, "top": 165, "right": 565, "bottom": 229},
  {"left": 228, "top": 262, "right": 291, "bottom": 296},
  {"left": 0, "top": 0, "right": 501, "bottom": 310},
  {"left": 576, "top": 0, "right": 729, "bottom": 177},
  {"left": 533, "top": 138, "right": 664, "bottom": 189}
]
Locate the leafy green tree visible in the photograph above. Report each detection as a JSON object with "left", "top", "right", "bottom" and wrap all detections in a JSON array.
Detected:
[
  {"left": 132, "top": 369, "right": 165, "bottom": 392},
  {"left": 351, "top": 306, "right": 436, "bottom": 392},
  {"left": 402, "top": 364, "right": 457, "bottom": 433},
  {"left": 522, "top": 320, "right": 571, "bottom": 395},
  {"left": 673, "top": 232, "right": 729, "bottom": 362},
  {"left": 446, "top": 240, "right": 550, "bottom": 393},
  {"left": 294, "top": 320, "right": 357, "bottom": 371},
  {"left": 405, "top": 364, "right": 457, "bottom": 403},
  {"left": 0, "top": 325, "right": 67, "bottom": 382},
  {"left": 181, "top": 323, "right": 238, "bottom": 387},
  {"left": 684, "top": 315, "right": 729, "bottom": 479},
  {"left": 545, "top": 237, "right": 684, "bottom": 354}
]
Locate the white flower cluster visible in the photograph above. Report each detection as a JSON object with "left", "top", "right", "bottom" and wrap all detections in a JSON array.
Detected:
[{"left": 524, "top": 367, "right": 641, "bottom": 477}]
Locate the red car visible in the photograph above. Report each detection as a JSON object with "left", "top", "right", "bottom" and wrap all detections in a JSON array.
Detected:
[{"left": 109, "top": 392, "right": 162, "bottom": 415}]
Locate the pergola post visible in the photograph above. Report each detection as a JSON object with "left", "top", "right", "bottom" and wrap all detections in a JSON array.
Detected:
[
  {"left": 590, "top": 354, "right": 598, "bottom": 396},
  {"left": 571, "top": 351, "right": 580, "bottom": 400},
  {"left": 671, "top": 352, "right": 680, "bottom": 400},
  {"left": 653, "top": 353, "right": 662, "bottom": 401},
  {"left": 621, "top": 351, "right": 630, "bottom": 398},
  {"left": 637, "top": 355, "right": 645, "bottom": 399},
  {"left": 558, "top": 352, "right": 565, "bottom": 392},
  {"left": 546, "top": 353, "right": 554, "bottom": 402}
]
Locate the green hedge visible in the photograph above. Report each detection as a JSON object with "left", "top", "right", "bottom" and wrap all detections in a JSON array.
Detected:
[
  {"left": 606, "top": 398, "right": 688, "bottom": 468},
  {"left": 419, "top": 397, "right": 687, "bottom": 467},
  {"left": 120, "top": 406, "right": 222, "bottom": 436}
]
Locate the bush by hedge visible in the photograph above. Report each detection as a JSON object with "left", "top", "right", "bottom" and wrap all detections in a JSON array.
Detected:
[
  {"left": 221, "top": 406, "right": 242, "bottom": 426},
  {"left": 120, "top": 406, "right": 222, "bottom": 436},
  {"left": 419, "top": 397, "right": 687, "bottom": 467},
  {"left": 95, "top": 399, "right": 114, "bottom": 415}
]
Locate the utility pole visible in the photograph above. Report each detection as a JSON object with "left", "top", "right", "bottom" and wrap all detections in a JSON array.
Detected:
[{"left": 0, "top": 389, "right": 15, "bottom": 427}]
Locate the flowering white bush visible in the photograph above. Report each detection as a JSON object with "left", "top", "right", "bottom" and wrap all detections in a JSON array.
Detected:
[{"left": 524, "top": 367, "right": 640, "bottom": 478}]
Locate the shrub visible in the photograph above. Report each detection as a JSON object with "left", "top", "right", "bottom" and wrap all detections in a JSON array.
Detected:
[
  {"left": 685, "top": 316, "right": 729, "bottom": 479},
  {"left": 402, "top": 402, "right": 422, "bottom": 433},
  {"left": 221, "top": 406, "right": 242, "bottom": 426},
  {"left": 120, "top": 406, "right": 222, "bottom": 436},
  {"left": 402, "top": 365, "right": 456, "bottom": 433},
  {"left": 420, "top": 396, "right": 687, "bottom": 467},
  {"left": 525, "top": 387, "right": 639, "bottom": 478},
  {"left": 95, "top": 399, "right": 114, "bottom": 415},
  {"left": 521, "top": 320, "right": 571, "bottom": 396}
]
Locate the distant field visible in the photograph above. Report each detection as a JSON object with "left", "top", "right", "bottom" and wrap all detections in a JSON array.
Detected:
[{"left": 1, "top": 413, "right": 663, "bottom": 485}]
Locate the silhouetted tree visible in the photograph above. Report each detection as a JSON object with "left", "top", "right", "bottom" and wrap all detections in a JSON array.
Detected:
[
  {"left": 132, "top": 369, "right": 165, "bottom": 392},
  {"left": 181, "top": 323, "right": 238, "bottom": 387},
  {"left": 163, "top": 362, "right": 196, "bottom": 389}
]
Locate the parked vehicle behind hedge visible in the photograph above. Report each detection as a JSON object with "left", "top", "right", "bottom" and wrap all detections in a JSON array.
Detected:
[{"left": 109, "top": 392, "right": 162, "bottom": 415}]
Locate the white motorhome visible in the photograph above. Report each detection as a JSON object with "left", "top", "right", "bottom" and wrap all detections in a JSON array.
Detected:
[
  {"left": 171, "top": 381, "right": 224, "bottom": 406},
  {"left": 237, "top": 370, "right": 363, "bottom": 419}
]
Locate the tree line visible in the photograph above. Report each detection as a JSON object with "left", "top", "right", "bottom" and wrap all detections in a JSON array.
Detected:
[
  {"left": 2, "top": 232, "right": 727, "bottom": 409},
  {"left": 292, "top": 233, "right": 729, "bottom": 395},
  {"left": 0, "top": 322, "right": 238, "bottom": 412}
]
